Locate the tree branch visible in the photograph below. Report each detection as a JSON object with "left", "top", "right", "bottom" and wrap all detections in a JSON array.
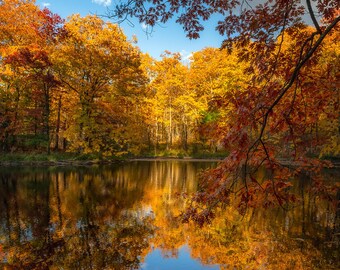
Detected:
[
  {"left": 244, "top": 15, "right": 339, "bottom": 189},
  {"left": 253, "top": 15, "right": 339, "bottom": 147},
  {"left": 306, "top": 0, "right": 321, "bottom": 33}
]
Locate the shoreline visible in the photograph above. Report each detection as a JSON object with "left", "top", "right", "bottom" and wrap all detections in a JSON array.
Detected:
[
  {"left": 0, "top": 156, "right": 224, "bottom": 167},
  {"left": 0, "top": 159, "right": 223, "bottom": 167},
  {"left": 0, "top": 154, "right": 339, "bottom": 167},
  {"left": 0, "top": 160, "right": 339, "bottom": 168}
]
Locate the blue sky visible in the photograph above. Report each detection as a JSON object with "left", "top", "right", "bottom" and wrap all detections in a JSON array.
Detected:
[{"left": 35, "top": 0, "right": 224, "bottom": 60}]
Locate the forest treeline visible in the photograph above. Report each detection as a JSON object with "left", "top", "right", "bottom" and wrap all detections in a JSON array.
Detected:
[{"left": 0, "top": 0, "right": 339, "bottom": 159}]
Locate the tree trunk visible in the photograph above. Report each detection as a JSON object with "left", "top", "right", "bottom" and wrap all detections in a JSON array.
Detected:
[
  {"left": 43, "top": 83, "right": 51, "bottom": 154},
  {"left": 55, "top": 95, "right": 62, "bottom": 151}
]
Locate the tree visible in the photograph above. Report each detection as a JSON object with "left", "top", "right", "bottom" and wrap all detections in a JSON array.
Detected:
[
  {"left": 53, "top": 14, "right": 146, "bottom": 155},
  {"left": 145, "top": 52, "right": 190, "bottom": 151},
  {"left": 188, "top": 47, "right": 250, "bottom": 151},
  {"left": 0, "top": 0, "right": 41, "bottom": 151},
  {"left": 0, "top": 1, "right": 65, "bottom": 153},
  {"left": 109, "top": 1, "right": 340, "bottom": 223}
]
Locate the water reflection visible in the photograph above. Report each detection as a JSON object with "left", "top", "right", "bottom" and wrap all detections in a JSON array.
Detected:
[{"left": 0, "top": 161, "right": 338, "bottom": 269}]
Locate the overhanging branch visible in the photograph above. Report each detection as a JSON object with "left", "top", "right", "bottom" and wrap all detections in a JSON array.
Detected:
[
  {"left": 253, "top": 15, "right": 339, "bottom": 146},
  {"left": 244, "top": 15, "right": 339, "bottom": 179}
]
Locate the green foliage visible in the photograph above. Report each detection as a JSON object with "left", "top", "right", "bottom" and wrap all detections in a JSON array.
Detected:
[
  {"left": 202, "top": 111, "right": 219, "bottom": 124},
  {"left": 18, "top": 134, "right": 49, "bottom": 149}
]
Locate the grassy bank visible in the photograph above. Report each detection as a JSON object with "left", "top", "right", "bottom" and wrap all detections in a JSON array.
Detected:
[
  {"left": 1, "top": 150, "right": 339, "bottom": 166},
  {"left": 0, "top": 152, "right": 126, "bottom": 166},
  {"left": 0, "top": 150, "right": 229, "bottom": 166}
]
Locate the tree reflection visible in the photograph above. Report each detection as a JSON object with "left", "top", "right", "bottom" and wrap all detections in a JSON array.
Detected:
[
  {"left": 0, "top": 162, "right": 338, "bottom": 269},
  {"left": 0, "top": 166, "right": 155, "bottom": 269},
  {"left": 142, "top": 167, "right": 339, "bottom": 270}
]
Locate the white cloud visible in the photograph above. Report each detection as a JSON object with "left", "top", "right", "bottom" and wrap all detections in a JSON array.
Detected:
[
  {"left": 180, "top": 50, "right": 193, "bottom": 63},
  {"left": 42, "top": 2, "right": 51, "bottom": 7},
  {"left": 141, "top": 22, "right": 148, "bottom": 30},
  {"left": 92, "top": 0, "right": 112, "bottom": 6}
]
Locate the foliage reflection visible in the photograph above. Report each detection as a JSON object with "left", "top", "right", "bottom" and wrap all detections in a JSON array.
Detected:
[{"left": 0, "top": 161, "right": 338, "bottom": 269}]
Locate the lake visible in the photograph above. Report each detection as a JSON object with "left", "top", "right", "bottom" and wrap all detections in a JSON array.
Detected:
[{"left": 0, "top": 160, "right": 339, "bottom": 269}]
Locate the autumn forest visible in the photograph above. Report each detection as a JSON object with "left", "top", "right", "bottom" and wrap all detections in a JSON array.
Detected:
[
  {"left": 1, "top": 0, "right": 339, "bottom": 219},
  {"left": 0, "top": 1, "right": 235, "bottom": 158},
  {"left": 0, "top": 0, "right": 339, "bottom": 268},
  {"left": 0, "top": 0, "right": 338, "bottom": 161}
]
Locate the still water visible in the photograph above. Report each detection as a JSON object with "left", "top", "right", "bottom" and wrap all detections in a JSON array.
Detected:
[{"left": 0, "top": 160, "right": 338, "bottom": 269}]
